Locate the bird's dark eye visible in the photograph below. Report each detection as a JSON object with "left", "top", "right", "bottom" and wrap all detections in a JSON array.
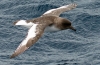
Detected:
[{"left": 62, "top": 22, "right": 71, "bottom": 26}]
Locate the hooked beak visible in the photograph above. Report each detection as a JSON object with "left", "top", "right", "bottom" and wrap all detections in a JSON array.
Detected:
[{"left": 69, "top": 26, "right": 76, "bottom": 31}]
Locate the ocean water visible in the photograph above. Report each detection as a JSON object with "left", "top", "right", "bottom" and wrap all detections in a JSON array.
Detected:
[{"left": 0, "top": 0, "right": 100, "bottom": 65}]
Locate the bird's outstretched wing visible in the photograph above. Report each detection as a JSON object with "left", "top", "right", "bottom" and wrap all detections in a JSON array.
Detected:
[
  {"left": 10, "top": 24, "right": 45, "bottom": 58},
  {"left": 42, "top": 3, "right": 77, "bottom": 16}
]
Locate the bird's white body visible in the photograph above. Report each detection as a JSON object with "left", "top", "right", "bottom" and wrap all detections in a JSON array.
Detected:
[{"left": 45, "top": 25, "right": 60, "bottom": 32}]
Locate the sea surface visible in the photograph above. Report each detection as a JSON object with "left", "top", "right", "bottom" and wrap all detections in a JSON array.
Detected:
[{"left": 0, "top": 0, "right": 100, "bottom": 65}]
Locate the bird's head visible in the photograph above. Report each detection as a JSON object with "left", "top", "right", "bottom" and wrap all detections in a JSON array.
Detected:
[{"left": 61, "top": 18, "right": 76, "bottom": 31}]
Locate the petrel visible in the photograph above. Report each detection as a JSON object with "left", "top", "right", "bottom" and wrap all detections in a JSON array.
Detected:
[{"left": 10, "top": 3, "right": 77, "bottom": 58}]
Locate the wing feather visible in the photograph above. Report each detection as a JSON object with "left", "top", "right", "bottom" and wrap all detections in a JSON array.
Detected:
[
  {"left": 10, "top": 24, "right": 45, "bottom": 58},
  {"left": 42, "top": 3, "right": 77, "bottom": 16}
]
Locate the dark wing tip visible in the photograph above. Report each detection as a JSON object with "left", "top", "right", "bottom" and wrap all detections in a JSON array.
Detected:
[
  {"left": 10, "top": 45, "right": 29, "bottom": 59},
  {"left": 10, "top": 54, "right": 16, "bottom": 59}
]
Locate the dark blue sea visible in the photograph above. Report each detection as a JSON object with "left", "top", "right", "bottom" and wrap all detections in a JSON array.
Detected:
[{"left": 0, "top": 0, "right": 100, "bottom": 65}]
